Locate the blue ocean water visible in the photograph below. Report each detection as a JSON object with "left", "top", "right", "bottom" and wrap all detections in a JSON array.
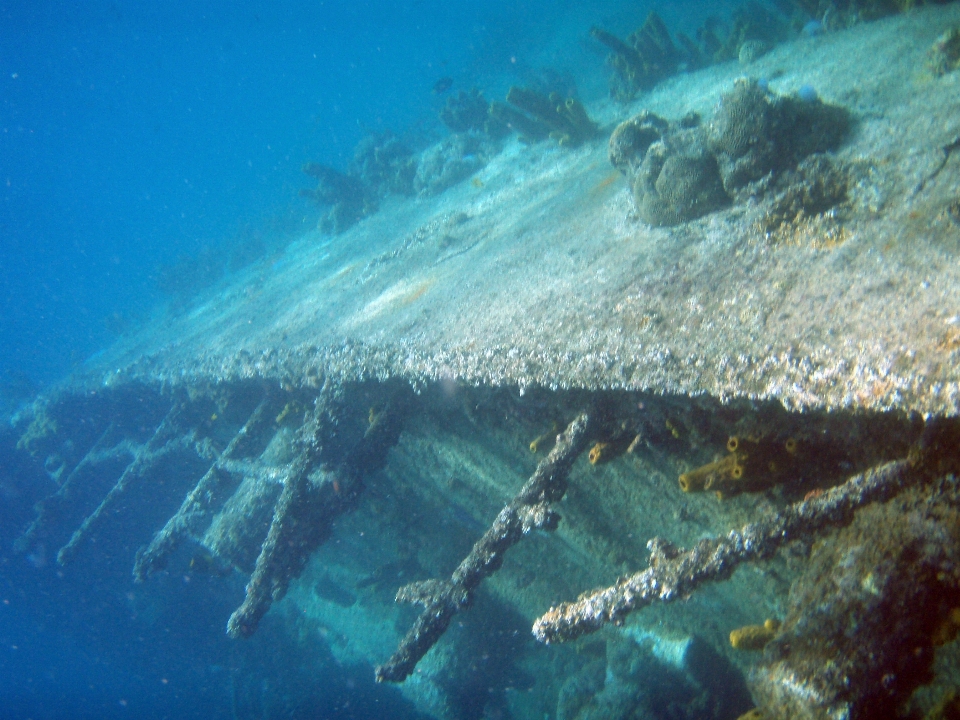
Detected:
[
  {"left": 0, "top": 1, "right": 811, "bottom": 718},
  {"left": 0, "top": 0, "right": 715, "bottom": 386}
]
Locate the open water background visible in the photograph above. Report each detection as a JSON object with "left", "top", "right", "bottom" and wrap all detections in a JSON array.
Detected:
[{"left": 1, "top": 1, "right": 731, "bottom": 717}]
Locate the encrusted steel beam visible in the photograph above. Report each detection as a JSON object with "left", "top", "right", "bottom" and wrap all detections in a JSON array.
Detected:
[
  {"left": 227, "top": 387, "right": 410, "bottom": 638},
  {"left": 134, "top": 397, "right": 273, "bottom": 582},
  {"left": 532, "top": 457, "right": 919, "bottom": 644},
  {"left": 376, "top": 411, "right": 595, "bottom": 683},
  {"left": 56, "top": 404, "right": 194, "bottom": 566}
]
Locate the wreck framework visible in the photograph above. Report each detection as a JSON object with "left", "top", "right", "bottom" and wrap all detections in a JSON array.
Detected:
[{"left": 7, "top": 6, "right": 960, "bottom": 719}]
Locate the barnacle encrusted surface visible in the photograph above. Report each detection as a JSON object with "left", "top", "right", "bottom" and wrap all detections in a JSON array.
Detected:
[{"left": 67, "top": 8, "right": 960, "bottom": 428}]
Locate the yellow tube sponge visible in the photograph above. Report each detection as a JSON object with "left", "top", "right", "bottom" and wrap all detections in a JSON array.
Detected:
[
  {"left": 679, "top": 435, "right": 801, "bottom": 496},
  {"left": 588, "top": 433, "right": 636, "bottom": 465},
  {"left": 588, "top": 442, "right": 609, "bottom": 464},
  {"left": 730, "top": 619, "right": 780, "bottom": 651},
  {"left": 529, "top": 424, "right": 558, "bottom": 453},
  {"left": 679, "top": 452, "right": 741, "bottom": 492}
]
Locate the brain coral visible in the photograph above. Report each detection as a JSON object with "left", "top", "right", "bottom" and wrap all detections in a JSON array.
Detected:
[
  {"left": 632, "top": 127, "right": 728, "bottom": 226},
  {"left": 608, "top": 78, "right": 851, "bottom": 227},
  {"left": 707, "top": 78, "right": 781, "bottom": 194},
  {"left": 608, "top": 110, "right": 670, "bottom": 176},
  {"left": 707, "top": 78, "right": 850, "bottom": 198}
]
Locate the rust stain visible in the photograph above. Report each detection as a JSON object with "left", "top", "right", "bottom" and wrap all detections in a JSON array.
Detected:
[
  {"left": 591, "top": 171, "right": 622, "bottom": 196},
  {"left": 399, "top": 279, "right": 436, "bottom": 306}
]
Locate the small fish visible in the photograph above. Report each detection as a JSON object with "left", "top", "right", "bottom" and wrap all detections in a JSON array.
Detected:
[
  {"left": 432, "top": 76, "right": 453, "bottom": 95},
  {"left": 797, "top": 83, "right": 818, "bottom": 103},
  {"left": 189, "top": 549, "right": 232, "bottom": 577}
]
